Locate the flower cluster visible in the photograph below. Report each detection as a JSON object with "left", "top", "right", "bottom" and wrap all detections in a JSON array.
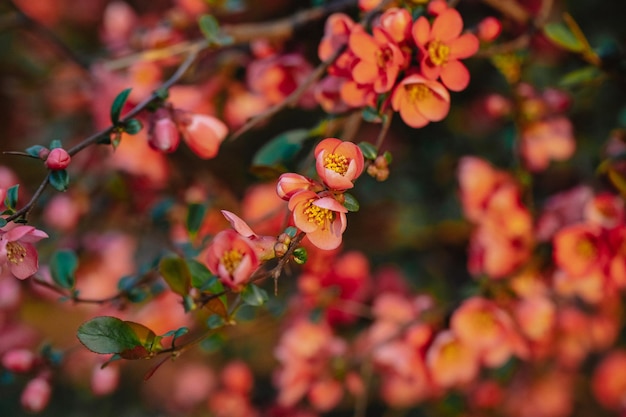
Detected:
[
  {"left": 277, "top": 138, "right": 364, "bottom": 250},
  {"left": 315, "top": 2, "right": 479, "bottom": 128}
]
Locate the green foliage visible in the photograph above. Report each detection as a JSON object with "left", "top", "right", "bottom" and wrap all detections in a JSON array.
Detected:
[
  {"left": 77, "top": 316, "right": 161, "bottom": 359},
  {"left": 251, "top": 129, "right": 310, "bottom": 176},
  {"left": 110, "top": 88, "right": 132, "bottom": 124},
  {"left": 559, "top": 66, "right": 602, "bottom": 87},
  {"left": 25, "top": 145, "right": 46, "bottom": 158},
  {"left": 292, "top": 247, "right": 308, "bottom": 265},
  {"left": 49, "top": 249, "right": 78, "bottom": 289},
  {"left": 358, "top": 141, "right": 378, "bottom": 160},
  {"left": 4, "top": 185, "right": 18, "bottom": 211},
  {"left": 544, "top": 21, "right": 584, "bottom": 53},
  {"left": 186, "top": 203, "right": 206, "bottom": 237},
  {"left": 206, "top": 314, "right": 225, "bottom": 329},
  {"left": 158, "top": 256, "right": 192, "bottom": 296},
  {"left": 198, "top": 14, "right": 233, "bottom": 46},
  {"left": 361, "top": 106, "right": 383, "bottom": 123},
  {"left": 49, "top": 169, "right": 70, "bottom": 191},
  {"left": 343, "top": 193, "right": 360, "bottom": 212},
  {"left": 122, "top": 118, "right": 143, "bottom": 135},
  {"left": 241, "top": 283, "right": 269, "bottom": 306}
]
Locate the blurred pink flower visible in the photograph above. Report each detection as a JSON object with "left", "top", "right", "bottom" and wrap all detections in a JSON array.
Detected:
[{"left": 205, "top": 229, "right": 260, "bottom": 291}]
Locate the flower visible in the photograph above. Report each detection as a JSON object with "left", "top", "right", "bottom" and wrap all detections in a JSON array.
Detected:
[
  {"left": 288, "top": 191, "right": 348, "bottom": 250},
  {"left": 314, "top": 138, "right": 364, "bottom": 191},
  {"left": 391, "top": 74, "right": 450, "bottom": 128},
  {"left": 220, "top": 210, "right": 276, "bottom": 261},
  {"left": 45, "top": 148, "right": 71, "bottom": 170},
  {"left": 180, "top": 113, "right": 228, "bottom": 159},
  {"left": 0, "top": 225, "right": 48, "bottom": 280},
  {"left": 205, "top": 229, "right": 259, "bottom": 291},
  {"left": 412, "top": 8, "right": 479, "bottom": 91},
  {"left": 149, "top": 115, "right": 180, "bottom": 153},
  {"left": 349, "top": 26, "right": 405, "bottom": 93},
  {"left": 276, "top": 173, "right": 320, "bottom": 200}
]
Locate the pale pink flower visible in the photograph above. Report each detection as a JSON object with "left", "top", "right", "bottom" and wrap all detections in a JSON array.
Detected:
[
  {"left": 205, "top": 229, "right": 259, "bottom": 291},
  {"left": 0, "top": 225, "right": 48, "bottom": 280}
]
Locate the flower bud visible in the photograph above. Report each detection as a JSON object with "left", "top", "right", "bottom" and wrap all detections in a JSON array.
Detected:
[
  {"left": 2, "top": 349, "right": 36, "bottom": 373},
  {"left": 38, "top": 147, "right": 50, "bottom": 160},
  {"left": 45, "top": 148, "right": 71, "bottom": 170},
  {"left": 91, "top": 363, "right": 120, "bottom": 396},
  {"left": 477, "top": 17, "right": 502, "bottom": 42},
  {"left": 149, "top": 117, "right": 180, "bottom": 153},
  {"left": 21, "top": 377, "right": 51, "bottom": 413}
]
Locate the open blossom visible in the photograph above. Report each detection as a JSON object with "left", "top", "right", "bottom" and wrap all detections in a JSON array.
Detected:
[
  {"left": 220, "top": 210, "right": 276, "bottom": 261},
  {"left": 412, "top": 7, "right": 479, "bottom": 91},
  {"left": 288, "top": 191, "right": 347, "bottom": 250},
  {"left": 315, "top": 138, "right": 364, "bottom": 191},
  {"left": 180, "top": 113, "right": 228, "bottom": 159},
  {"left": 205, "top": 229, "right": 259, "bottom": 291},
  {"left": 391, "top": 74, "right": 450, "bottom": 128},
  {"left": 0, "top": 225, "right": 48, "bottom": 280},
  {"left": 349, "top": 26, "right": 405, "bottom": 93}
]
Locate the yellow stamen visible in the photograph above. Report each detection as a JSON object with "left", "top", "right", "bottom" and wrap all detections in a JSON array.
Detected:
[
  {"left": 221, "top": 249, "right": 243, "bottom": 274},
  {"left": 428, "top": 40, "right": 450, "bottom": 67},
  {"left": 405, "top": 83, "right": 432, "bottom": 103},
  {"left": 324, "top": 153, "right": 349, "bottom": 175},
  {"left": 576, "top": 239, "right": 596, "bottom": 258},
  {"left": 303, "top": 200, "right": 334, "bottom": 229},
  {"left": 6, "top": 241, "right": 27, "bottom": 265}
]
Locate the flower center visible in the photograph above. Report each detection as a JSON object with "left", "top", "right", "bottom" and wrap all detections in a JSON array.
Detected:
[
  {"left": 405, "top": 83, "right": 432, "bottom": 103},
  {"left": 324, "top": 153, "right": 349, "bottom": 175},
  {"left": 304, "top": 200, "right": 334, "bottom": 229},
  {"left": 376, "top": 47, "right": 393, "bottom": 68},
  {"left": 576, "top": 238, "right": 596, "bottom": 259},
  {"left": 428, "top": 40, "right": 450, "bottom": 67},
  {"left": 221, "top": 249, "right": 243, "bottom": 274},
  {"left": 6, "top": 241, "right": 27, "bottom": 265}
]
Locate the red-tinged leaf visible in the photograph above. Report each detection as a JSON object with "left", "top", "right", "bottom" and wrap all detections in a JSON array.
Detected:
[{"left": 205, "top": 297, "right": 228, "bottom": 318}]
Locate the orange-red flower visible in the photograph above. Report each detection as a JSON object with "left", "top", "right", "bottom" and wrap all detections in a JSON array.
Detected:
[
  {"left": 391, "top": 74, "right": 450, "bottom": 128},
  {"left": 552, "top": 223, "right": 606, "bottom": 278},
  {"left": 349, "top": 26, "right": 405, "bottom": 93},
  {"left": 205, "top": 229, "right": 259, "bottom": 291},
  {"left": 412, "top": 8, "right": 479, "bottom": 91},
  {"left": 315, "top": 138, "right": 364, "bottom": 191},
  {"left": 276, "top": 173, "right": 320, "bottom": 200},
  {"left": 288, "top": 191, "right": 348, "bottom": 250},
  {"left": 180, "top": 113, "right": 228, "bottom": 159}
]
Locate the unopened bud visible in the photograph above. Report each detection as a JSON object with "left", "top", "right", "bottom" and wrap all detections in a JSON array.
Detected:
[
  {"left": 2, "top": 349, "right": 36, "bottom": 373},
  {"left": 21, "top": 377, "right": 51, "bottom": 413},
  {"left": 38, "top": 148, "right": 50, "bottom": 160},
  {"left": 149, "top": 117, "right": 180, "bottom": 153},
  {"left": 45, "top": 148, "right": 71, "bottom": 170},
  {"left": 477, "top": 17, "right": 502, "bottom": 42},
  {"left": 274, "top": 242, "right": 289, "bottom": 257}
]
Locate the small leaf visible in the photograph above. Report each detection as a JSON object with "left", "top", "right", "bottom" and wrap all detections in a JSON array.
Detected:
[
  {"left": 241, "top": 283, "right": 269, "bottom": 306},
  {"left": 358, "top": 142, "right": 378, "bottom": 160},
  {"left": 284, "top": 226, "right": 298, "bottom": 238},
  {"left": 125, "top": 321, "right": 161, "bottom": 353},
  {"left": 155, "top": 88, "right": 169, "bottom": 100},
  {"left": 362, "top": 107, "right": 382, "bottom": 123},
  {"left": 77, "top": 316, "right": 142, "bottom": 355},
  {"left": 25, "top": 145, "right": 46, "bottom": 158},
  {"left": 383, "top": 150, "right": 393, "bottom": 164},
  {"left": 0, "top": 218, "right": 6, "bottom": 228},
  {"left": 158, "top": 256, "right": 192, "bottom": 296},
  {"left": 186, "top": 203, "right": 206, "bottom": 237},
  {"left": 251, "top": 129, "right": 310, "bottom": 176},
  {"left": 201, "top": 333, "right": 225, "bottom": 353},
  {"left": 186, "top": 259, "right": 213, "bottom": 289},
  {"left": 343, "top": 193, "right": 360, "bottom": 212},
  {"left": 199, "top": 15, "right": 220, "bottom": 40},
  {"left": 4, "top": 185, "right": 18, "bottom": 210},
  {"left": 292, "top": 247, "right": 308, "bottom": 265},
  {"left": 543, "top": 21, "right": 584, "bottom": 53},
  {"left": 49, "top": 170, "right": 70, "bottom": 192},
  {"left": 123, "top": 118, "right": 143, "bottom": 135},
  {"left": 110, "top": 88, "right": 132, "bottom": 124},
  {"left": 205, "top": 297, "right": 228, "bottom": 318},
  {"left": 49, "top": 250, "right": 78, "bottom": 290},
  {"left": 207, "top": 314, "right": 225, "bottom": 329},
  {"left": 49, "top": 139, "right": 62, "bottom": 149},
  {"left": 559, "top": 65, "right": 602, "bottom": 87}
]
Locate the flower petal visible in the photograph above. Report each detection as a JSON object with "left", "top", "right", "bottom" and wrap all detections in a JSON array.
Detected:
[
  {"left": 10, "top": 242, "right": 38, "bottom": 280},
  {"left": 440, "top": 60, "right": 470, "bottom": 92},
  {"left": 431, "top": 9, "right": 463, "bottom": 42},
  {"left": 412, "top": 16, "right": 431, "bottom": 47},
  {"left": 449, "top": 33, "right": 479, "bottom": 59}
]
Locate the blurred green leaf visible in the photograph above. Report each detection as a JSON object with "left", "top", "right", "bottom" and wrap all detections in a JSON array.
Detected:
[
  {"left": 241, "top": 283, "right": 268, "bottom": 306},
  {"left": 4, "top": 185, "right": 18, "bottom": 210},
  {"left": 158, "top": 256, "right": 192, "bottom": 296},
  {"left": 186, "top": 259, "right": 213, "bottom": 288},
  {"left": 49, "top": 139, "right": 62, "bottom": 149},
  {"left": 358, "top": 142, "right": 378, "bottom": 160},
  {"left": 207, "top": 314, "right": 225, "bottom": 329},
  {"left": 544, "top": 21, "right": 584, "bottom": 52},
  {"left": 343, "top": 193, "right": 360, "bottom": 212},
  {"left": 110, "top": 88, "right": 132, "bottom": 124},
  {"left": 251, "top": 129, "right": 310, "bottom": 176},
  {"left": 293, "top": 247, "right": 308, "bottom": 265},
  {"left": 49, "top": 249, "right": 78, "bottom": 290},
  {"left": 49, "top": 169, "right": 70, "bottom": 192},
  {"left": 0, "top": 218, "right": 6, "bottom": 228},
  {"left": 198, "top": 15, "right": 233, "bottom": 46},
  {"left": 123, "top": 118, "right": 143, "bottom": 135},
  {"left": 559, "top": 65, "right": 602, "bottom": 87},
  {"left": 362, "top": 106, "right": 383, "bottom": 123},
  {"left": 186, "top": 203, "right": 206, "bottom": 237},
  {"left": 25, "top": 145, "right": 46, "bottom": 158}
]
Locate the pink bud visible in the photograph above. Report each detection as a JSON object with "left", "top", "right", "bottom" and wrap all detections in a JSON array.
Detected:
[
  {"left": 91, "top": 363, "right": 120, "bottom": 396},
  {"left": 45, "top": 148, "right": 71, "bottom": 170},
  {"left": 38, "top": 148, "right": 50, "bottom": 160},
  {"left": 2, "top": 349, "right": 36, "bottom": 373},
  {"left": 149, "top": 117, "right": 180, "bottom": 153},
  {"left": 182, "top": 114, "right": 228, "bottom": 159},
  {"left": 427, "top": 0, "right": 449, "bottom": 16},
  {"left": 477, "top": 17, "right": 502, "bottom": 42},
  {"left": 21, "top": 377, "right": 51, "bottom": 413}
]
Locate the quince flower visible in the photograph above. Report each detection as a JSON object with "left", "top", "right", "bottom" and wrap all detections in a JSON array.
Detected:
[
  {"left": 288, "top": 191, "right": 347, "bottom": 250},
  {"left": 276, "top": 173, "right": 321, "bottom": 201},
  {"left": 413, "top": 8, "right": 479, "bottom": 91},
  {"left": 0, "top": 225, "right": 48, "bottom": 280},
  {"left": 315, "top": 138, "right": 364, "bottom": 191},
  {"left": 180, "top": 113, "right": 228, "bottom": 159},
  {"left": 391, "top": 74, "right": 450, "bottom": 128},
  {"left": 220, "top": 210, "right": 276, "bottom": 261},
  {"left": 205, "top": 229, "right": 259, "bottom": 291}
]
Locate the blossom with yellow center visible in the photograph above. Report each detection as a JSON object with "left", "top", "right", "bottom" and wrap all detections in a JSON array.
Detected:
[
  {"left": 391, "top": 75, "right": 450, "bottom": 128},
  {"left": 288, "top": 190, "right": 348, "bottom": 250},
  {"left": 205, "top": 229, "right": 259, "bottom": 291},
  {"left": 0, "top": 225, "right": 48, "bottom": 280},
  {"left": 315, "top": 138, "right": 364, "bottom": 191}
]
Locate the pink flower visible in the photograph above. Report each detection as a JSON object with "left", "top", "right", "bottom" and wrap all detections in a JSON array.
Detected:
[
  {"left": 149, "top": 115, "right": 180, "bottom": 153},
  {"left": 288, "top": 191, "right": 348, "bottom": 250},
  {"left": 276, "top": 173, "right": 320, "bottom": 200},
  {"left": 205, "top": 229, "right": 259, "bottom": 291},
  {"left": 391, "top": 74, "right": 450, "bottom": 128},
  {"left": 180, "top": 113, "right": 228, "bottom": 159},
  {"left": 0, "top": 225, "right": 48, "bottom": 280},
  {"left": 221, "top": 210, "right": 276, "bottom": 261},
  {"left": 45, "top": 148, "right": 71, "bottom": 170},
  {"left": 315, "top": 138, "right": 364, "bottom": 190}
]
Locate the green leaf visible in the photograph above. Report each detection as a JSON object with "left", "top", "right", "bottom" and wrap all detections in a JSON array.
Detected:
[
  {"left": 49, "top": 250, "right": 78, "bottom": 289},
  {"left": 186, "top": 259, "right": 213, "bottom": 289},
  {"left": 49, "top": 169, "right": 70, "bottom": 192},
  {"left": 383, "top": 150, "right": 393, "bottom": 164},
  {"left": 358, "top": 142, "right": 378, "bottom": 160},
  {"left": 251, "top": 129, "right": 310, "bottom": 176},
  {"left": 4, "top": 185, "right": 18, "bottom": 210},
  {"left": 125, "top": 321, "right": 161, "bottom": 354},
  {"left": 292, "top": 247, "right": 308, "bottom": 265},
  {"left": 25, "top": 145, "right": 46, "bottom": 158},
  {"left": 284, "top": 226, "right": 298, "bottom": 238},
  {"left": 343, "top": 193, "right": 360, "bottom": 212},
  {"left": 559, "top": 65, "right": 602, "bottom": 87},
  {"left": 0, "top": 218, "right": 6, "bottom": 228},
  {"left": 241, "top": 283, "right": 269, "bottom": 306},
  {"left": 155, "top": 88, "right": 169, "bottom": 100},
  {"left": 186, "top": 203, "right": 206, "bottom": 237},
  {"left": 200, "top": 333, "right": 225, "bottom": 353},
  {"left": 49, "top": 139, "right": 62, "bottom": 149},
  {"left": 110, "top": 88, "right": 132, "bottom": 124},
  {"left": 207, "top": 314, "right": 225, "bottom": 329},
  {"left": 543, "top": 22, "right": 584, "bottom": 53},
  {"left": 198, "top": 15, "right": 233, "bottom": 46},
  {"left": 123, "top": 118, "right": 143, "bottom": 135},
  {"left": 362, "top": 106, "right": 383, "bottom": 123},
  {"left": 158, "top": 256, "right": 192, "bottom": 296},
  {"left": 77, "top": 316, "right": 142, "bottom": 355}
]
